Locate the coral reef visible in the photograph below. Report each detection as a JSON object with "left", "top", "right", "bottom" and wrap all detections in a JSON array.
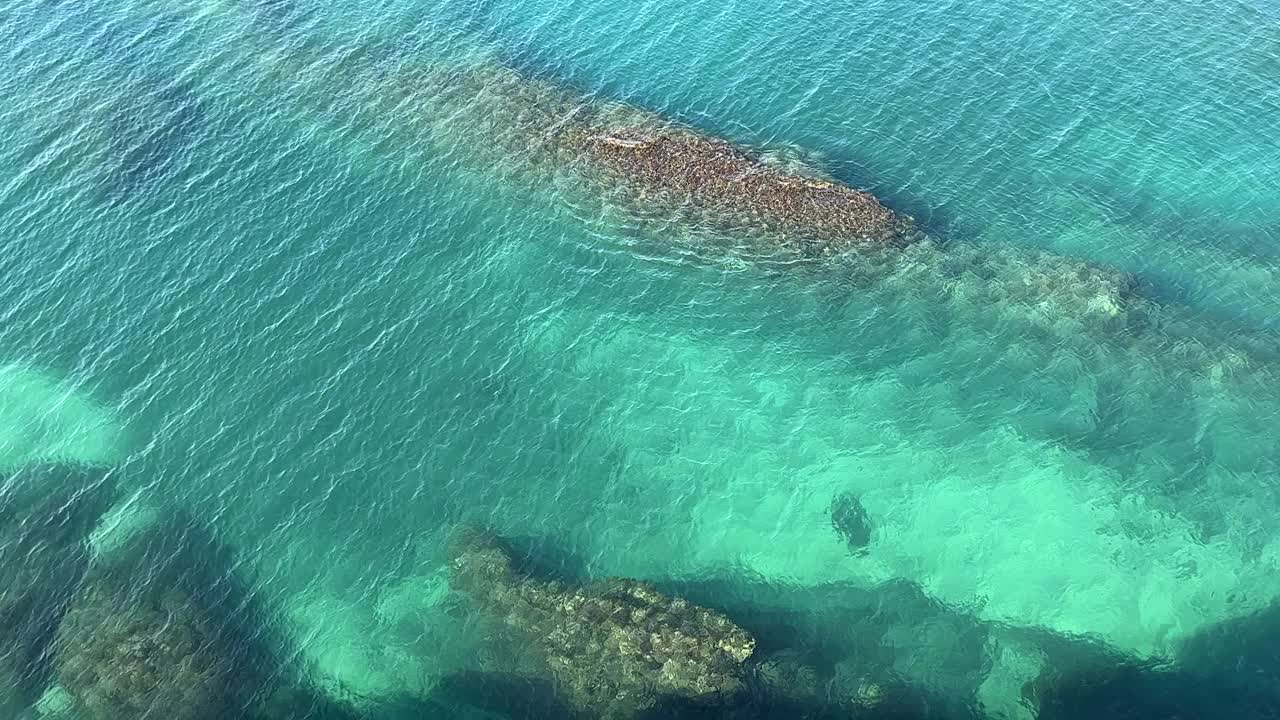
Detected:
[
  {"left": 54, "top": 513, "right": 278, "bottom": 720},
  {"left": 0, "top": 464, "right": 116, "bottom": 711},
  {"left": 448, "top": 525, "right": 756, "bottom": 719}
]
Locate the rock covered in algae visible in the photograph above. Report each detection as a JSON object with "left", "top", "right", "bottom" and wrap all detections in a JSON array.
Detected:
[
  {"left": 753, "top": 650, "right": 825, "bottom": 706},
  {"left": 390, "top": 57, "right": 1177, "bottom": 343},
  {"left": 448, "top": 525, "right": 756, "bottom": 719},
  {"left": 0, "top": 464, "right": 117, "bottom": 710},
  {"left": 403, "top": 57, "right": 912, "bottom": 256},
  {"left": 565, "top": 124, "right": 914, "bottom": 254},
  {"left": 54, "top": 513, "right": 277, "bottom": 720}
]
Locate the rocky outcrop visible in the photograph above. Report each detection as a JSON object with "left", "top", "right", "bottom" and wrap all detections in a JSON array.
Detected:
[
  {"left": 0, "top": 464, "right": 116, "bottom": 712},
  {"left": 411, "top": 59, "right": 913, "bottom": 257},
  {"left": 54, "top": 514, "right": 276, "bottom": 720},
  {"left": 565, "top": 126, "right": 913, "bottom": 255},
  {"left": 448, "top": 525, "right": 756, "bottom": 719},
  {"left": 58, "top": 585, "right": 242, "bottom": 720}
]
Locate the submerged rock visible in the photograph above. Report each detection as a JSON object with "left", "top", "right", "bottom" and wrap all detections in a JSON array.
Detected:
[
  {"left": 752, "top": 650, "right": 824, "bottom": 707},
  {"left": 448, "top": 525, "right": 756, "bottom": 719},
  {"left": 566, "top": 126, "right": 914, "bottom": 255},
  {"left": 0, "top": 464, "right": 116, "bottom": 711},
  {"left": 104, "top": 79, "right": 203, "bottom": 205},
  {"left": 830, "top": 492, "right": 874, "bottom": 553},
  {"left": 54, "top": 513, "right": 277, "bottom": 720},
  {"left": 404, "top": 58, "right": 913, "bottom": 258}
]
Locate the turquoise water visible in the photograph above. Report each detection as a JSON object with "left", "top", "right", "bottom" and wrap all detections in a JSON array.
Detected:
[{"left": 2, "top": 0, "right": 1279, "bottom": 717}]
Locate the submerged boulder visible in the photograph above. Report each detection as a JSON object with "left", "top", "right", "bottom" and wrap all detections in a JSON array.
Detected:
[
  {"left": 54, "top": 513, "right": 277, "bottom": 720},
  {"left": 448, "top": 526, "right": 756, "bottom": 719},
  {"left": 415, "top": 58, "right": 913, "bottom": 258},
  {"left": 566, "top": 125, "right": 914, "bottom": 254},
  {"left": 830, "top": 492, "right": 874, "bottom": 554},
  {"left": 0, "top": 464, "right": 116, "bottom": 710}
]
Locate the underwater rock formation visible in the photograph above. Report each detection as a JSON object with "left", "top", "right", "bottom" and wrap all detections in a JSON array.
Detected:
[
  {"left": 105, "top": 79, "right": 203, "bottom": 204},
  {"left": 751, "top": 650, "right": 831, "bottom": 712},
  {"left": 403, "top": 56, "right": 1263, "bottom": 365},
  {"left": 405, "top": 54, "right": 1261, "bottom": 341},
  {"left": 830, "top": 492, "right": 874, "bottom": 553},
  {"left": 751, "top": 649, "right": 979, "bottom": 720},
  {"left": 274, "top": 39, "right": 1280, "bottom": 376},
  {"left": 233, "top": 27, "right": 1280, "bottom": 372},
  {"left": 448, "top": 525, "right": 757, "bottom": 719},
  {"left": 386, "top": 52, "right": 1280, "bottom": 368},
  {"left": 54, "top": 513, "right": 278, "bottom": 720},
  {"left": 390, "top": 57, "right": 913, "bottom": 257},
  {"left": 753, "top": 650, "right": 823, "bottom": 700},
  {"left": 0, "top": 464, "right": 116, "bottom": 712},
  {"left": 563, "top": 125, "right": 913, "bottom": 254}
]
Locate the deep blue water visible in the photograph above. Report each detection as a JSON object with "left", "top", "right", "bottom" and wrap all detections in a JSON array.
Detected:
[{"left": 1, "top": 0, "right": 1279, "bottom": 718}]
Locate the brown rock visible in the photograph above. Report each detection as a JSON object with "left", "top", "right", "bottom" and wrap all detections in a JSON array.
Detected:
[
  {"left": 565, "top": 126, "right": 913, "bottom": 254},
  {"left": 448, "top": 526, "right": 756, "bottom": 719},
  {"left": 54, "top": 515, "right": 275, "bottom": 720}
]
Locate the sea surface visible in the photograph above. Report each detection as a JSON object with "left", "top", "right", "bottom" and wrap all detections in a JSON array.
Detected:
[{"left": 1, "top": 0, "right": 1279, "bottom": 717}]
